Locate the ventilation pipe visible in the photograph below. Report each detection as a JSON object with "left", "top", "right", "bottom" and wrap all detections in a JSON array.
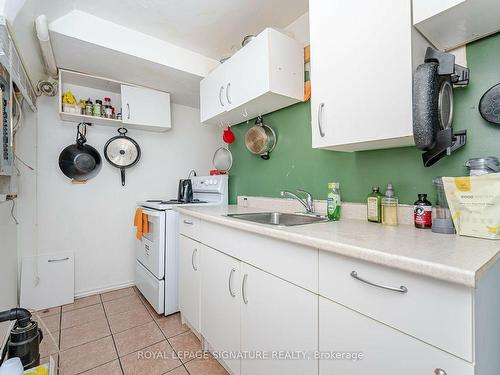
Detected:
[{"left": 35, "top": 14, "right": 57, "bottom": 78}]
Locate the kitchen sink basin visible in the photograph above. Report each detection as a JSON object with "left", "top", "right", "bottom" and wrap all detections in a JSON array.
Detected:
[{"left": 226, "top": 212, "right": 328, "bottom": 226}]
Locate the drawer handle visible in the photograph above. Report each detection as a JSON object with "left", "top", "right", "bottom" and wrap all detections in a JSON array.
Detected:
[
  {"left": 242, "top": 274, "right": 248, "bottom": 304},
  {"left": 228, "top": 268, "right": 236, "bottom": 297},
  {"left": 435, "top": 369, "right": 447, "bottom": 375},
  {"left": 183, "top": 220, "right": 194, "bottom": 225},
  {"left": 48, "top": 257, "right": 69, "bottom": 263},
  {"left": 350, "top": 271, "right": 408, "bottom": 294},
  {"left": 191, "top": 249, "right": 198, "bottom": 271}
]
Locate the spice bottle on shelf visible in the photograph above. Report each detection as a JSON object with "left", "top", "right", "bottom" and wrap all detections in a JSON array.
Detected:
[
  {"left": 103, "top": 97, "right": 112, "bottom": 118},
  {"left": 414, "top": 193, "right": 432, "bottom": 229},
  {"left": 367, "top": 187, "right": 383, "bottom": 223},
  {"left": 85, "top": 98, "right": 93, "bottom": 116},
  {"left": 381, "top": 183, "right": 398, "bottom": 226},
  {"left": 327, "top": 182, "right": 341, "bottom": 221},
  {"left": 93, "top": 100, "right": 103, "bottom": 117}
]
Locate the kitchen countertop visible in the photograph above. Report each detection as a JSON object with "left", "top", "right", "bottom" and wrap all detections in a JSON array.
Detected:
[{"left": 174, "top": 205, "right": 500, "bottom": 288}]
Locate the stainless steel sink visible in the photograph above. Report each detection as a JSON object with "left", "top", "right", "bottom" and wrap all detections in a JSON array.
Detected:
[{"left": 226, "top": 212, "right": 328, "bottom": 226}]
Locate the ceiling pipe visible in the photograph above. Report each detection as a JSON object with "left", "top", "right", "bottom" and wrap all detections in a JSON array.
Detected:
[{"left": 35, "top": 14, "right": 57, "bottom": 79}]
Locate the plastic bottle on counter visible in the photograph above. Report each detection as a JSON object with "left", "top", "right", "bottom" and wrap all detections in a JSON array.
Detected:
[
  {"left": 327, "top": 182, "right": 341, "bottom": 221},
  {"left": 414, "top": 193, "right": 432, "bottom": 229},
  {"left": 381, "top": 183, "right": 398, "bottom": 226}
]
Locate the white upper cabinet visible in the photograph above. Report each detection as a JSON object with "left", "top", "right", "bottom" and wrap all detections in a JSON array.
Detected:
[
  {"left": 413, "top": 0, "right": 500, "bottom": 50},
  {"left": 59, "top": 69, "right": 171, "bottom": 132},
  {"left": 200, "top": 28, "right": 304, "bottom": 125},
  {"left": 121, "top": 85, "right": 171, "bottom": 131},
  {"left": 309, "top": 0, "right": 428, "bottom": 151}
]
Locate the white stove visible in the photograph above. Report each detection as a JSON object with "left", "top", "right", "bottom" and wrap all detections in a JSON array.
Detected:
[{"left": 135, "top": 175, "right": 228, "bottom": 315}]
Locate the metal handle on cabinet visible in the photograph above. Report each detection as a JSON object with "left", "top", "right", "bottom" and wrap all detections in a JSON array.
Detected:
[
  {"left": 318, "top": 102, "right": 325, "bottom": 137},
  {"left": 191, "top": 249, "right": 198, "bottom": 271},
  {"left": 226, "top": 83, "right": 231, "bottom": 105},
  {"left": 219, "top": 86, "right": 225, "bottom": 107},
  {"left": 48, "top": 257, "right": 69, "bottom": 263},
  {"left": 127, "top": 103, "right": 130, "bottom": 120},
  {"left": 350, "top": 271, "right": 408, "bottom": 294},
  {"left": 228, "top": 268, "right": 236, "bottom": 297},
  {"left": 242, "top": 274, "right": 248, "bottom": 304},
  {"left": 183, "top": 220, "right": 194, "bottom": 225},
  {"left": 434, "top": 369, "right": 447, "bottom": 375}
]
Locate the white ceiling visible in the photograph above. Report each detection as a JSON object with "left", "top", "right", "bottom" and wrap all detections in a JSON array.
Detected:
[
  {"left": 9, "top": 0, "right": 308, "bottom": 106},
  {"left": 19, "top": 0, "right": 308, "bottom": 59}
]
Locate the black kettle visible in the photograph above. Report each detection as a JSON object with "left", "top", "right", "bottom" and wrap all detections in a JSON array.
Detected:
[{"left": 177, "top": 179, "right": 193, "bottom": 203}]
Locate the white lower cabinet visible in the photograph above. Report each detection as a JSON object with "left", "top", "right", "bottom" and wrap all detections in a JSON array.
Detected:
[
  {"left": 201, "top": 245, "right": 241, "bottom": 375},
  {"left": 179, "top": 235, "right": 201, "bottom": 332},
  {"left": 240, "top": 263, "right": 318, "bottom": 375},
  {"left": 319, "top": 296, "right": 473, "bottom": 375}
]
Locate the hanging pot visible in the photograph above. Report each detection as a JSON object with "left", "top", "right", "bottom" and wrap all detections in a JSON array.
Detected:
[
  {"left": 59, "top": 123, "right": 102, "bottom": 182},
  {"left": 104, "top": 128, "right": 141, "bottom": 186},
  {"left": 245, "top": 116, "right": 276, "bottom": 160}
]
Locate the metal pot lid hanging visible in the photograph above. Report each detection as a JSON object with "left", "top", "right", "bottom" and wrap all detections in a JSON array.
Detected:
[{"left": 104, "top": 128, "right": 141, "bottom": 186}]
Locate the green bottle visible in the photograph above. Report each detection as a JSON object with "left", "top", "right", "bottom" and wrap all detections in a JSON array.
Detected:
[
  {"left": 367, "top": 187, "right": 383, "bottom": 223},
  {"left": 327, "top": 182, "right": 341, "bottom": 221}
]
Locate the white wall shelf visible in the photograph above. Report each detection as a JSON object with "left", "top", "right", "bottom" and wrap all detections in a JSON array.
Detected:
[{"left": 58, "top": 69, "right": 171, "bottom": 132}]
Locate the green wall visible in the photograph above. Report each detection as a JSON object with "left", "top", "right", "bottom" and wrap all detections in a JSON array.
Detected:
[{"left": 228, "top": 33, "right": 500, "bottom": 205}]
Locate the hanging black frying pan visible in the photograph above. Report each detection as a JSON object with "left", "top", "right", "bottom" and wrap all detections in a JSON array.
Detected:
[
  {"left": 479, "top": 83, "right": 500, "bottom": 124},
  {"left": 59, "top": 123, "right": 102, "bottom": 182},
  {"left": 104, "top": 128, "right": 141, "bottom": 186}
]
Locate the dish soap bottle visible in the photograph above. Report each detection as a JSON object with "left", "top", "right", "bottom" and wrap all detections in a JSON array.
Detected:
[
  {"left": 381, "top": 183, "right": 398, "bottom": 226},
  {"left": 367, "top": 187, "right": 383, "bottom": 223},
  {"left": 327, "top": 182, "right": 341, "bottom": 221}
]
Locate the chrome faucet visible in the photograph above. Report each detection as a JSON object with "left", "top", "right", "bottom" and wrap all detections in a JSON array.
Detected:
[{"left": 280, "top": 189, "right": 315, "bottom": 214}]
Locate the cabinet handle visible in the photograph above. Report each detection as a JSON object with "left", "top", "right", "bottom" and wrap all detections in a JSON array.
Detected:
[
  {"left": 219, "top": 86, "right": 225, "bottom": 107},
  {"left": 127, "top": 103, "right": 130, "bottom": 120},
  {"left": 350, "top": 271, "right": 408, "bottom": 294},
  {"left": 183, "top": 219, "right": 194, "bottom": 225},
  {"left": 242, "top": 274, "right": 248, "bottom": 304},
  {"left": 318, "top": 102, "right": 325, "bottom": 137},
  {"left": 434, "top": 369, "right": 447, "bottom": 375},
  {"left": 48, "top": 257, "right": 69, "bottom": 263},
  {"left": 226, "top": 83, "right": 231, "bottom": 105},
  {"left": 191, "top": 249, "right": 198, "bottom": 271},
  {"left": 228, "top": 268, "right": 236, "bottom": 297}
]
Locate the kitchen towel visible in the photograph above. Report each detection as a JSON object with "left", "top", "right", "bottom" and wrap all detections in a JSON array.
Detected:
[{"left": 134, "top": 208, "right": 149, "bottom": 240}]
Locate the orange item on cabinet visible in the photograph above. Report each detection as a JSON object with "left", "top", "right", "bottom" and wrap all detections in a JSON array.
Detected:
[{"left": 133, "top": 207, "right": 149, "bottom": 240}]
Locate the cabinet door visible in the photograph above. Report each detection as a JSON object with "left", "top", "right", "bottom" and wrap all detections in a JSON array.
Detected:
[
  {"left": 201, "top": 246, "right": 241, "bottom": 375},
  {"left": 309, "top": 0, "right": 414, "bottom": 150},
  {"left": 319, "top": 297, "right": 474, "bottom": 375},
  {"left": 224, "top": 34, "right": 269, "bottom": 113},
  {"left": 240, "top": 263, "right": 318, "bottom": 375},
  {"left": 178, "top": 235, "right": 201, "bottom": 332},
  {"left": 200, "top": 66, "right": 227, "bottom": 124},
  {"left": 121, "top": 85, "right": 171, "bottom": 130}
]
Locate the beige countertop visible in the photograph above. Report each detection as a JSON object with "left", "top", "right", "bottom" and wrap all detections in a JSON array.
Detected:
[{"left": 174, "top": 205, "right": 500, "bottom": 288}]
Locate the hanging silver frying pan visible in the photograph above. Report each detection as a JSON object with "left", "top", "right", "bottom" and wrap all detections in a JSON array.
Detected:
[{"left": 104, "top": 128, "right": 141, "bottom": 186}]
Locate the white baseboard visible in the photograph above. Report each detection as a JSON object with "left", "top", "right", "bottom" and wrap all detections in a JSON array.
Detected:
[{"left": 74, "top": 280, "right": 135, "bottom": 298}]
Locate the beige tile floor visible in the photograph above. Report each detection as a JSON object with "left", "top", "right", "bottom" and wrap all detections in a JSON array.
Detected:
[{"left": 33, "top": 287, "right": 229, "bottom": 375}]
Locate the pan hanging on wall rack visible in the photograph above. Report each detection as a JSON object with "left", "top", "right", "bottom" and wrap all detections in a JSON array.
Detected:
[{"left": 104, "top": 128, "right": 141, "bottom": 186}]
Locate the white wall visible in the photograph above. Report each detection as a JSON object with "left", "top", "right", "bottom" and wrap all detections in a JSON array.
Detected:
[{"left": 18, "top": 95, "right": 220, "bottom": 296}]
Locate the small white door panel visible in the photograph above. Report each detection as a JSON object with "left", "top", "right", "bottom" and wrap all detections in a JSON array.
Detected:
[{"left": 121, "top": 85, "right": 171, "bottom": 130}]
